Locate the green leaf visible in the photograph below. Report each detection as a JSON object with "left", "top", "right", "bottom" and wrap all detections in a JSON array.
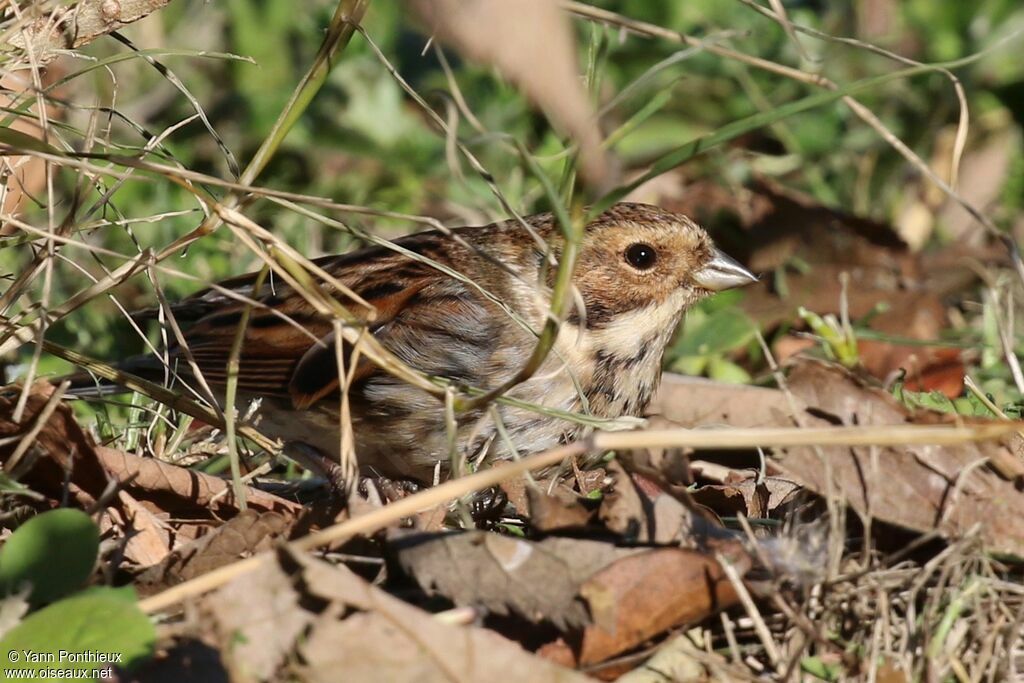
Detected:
[
  {"left": 801, "top": 655, "right": 841, "bottom": 681},
  {"left": 700, "top": 288, "right": 746, "bottom": 313},
  {"left": 707, "top": 357, "right": 752, "bottom": 384},
  {"left": 0, "top": 509, "right": 99, "bottom": 606},
  {"left": 334, "top": 61, "right": 421, "bottom": 148},
  {"left": 0, "top": 472, "right": 37, "bottom": 499},
  {"left": 0, "top": 127, "right": 61, "bottom": 155},
  {"left": 891, "top": 378, "right": 998, "bottom": 418},
  {"left": 891, "top": 372, "right": 999, "bottom": 417},
  {"left": 674, "top": 308, "right": 757, "bottom": 357},
  {"left": 0, "top": 588, "right": 155, "bottom": 678},
  {"left": 671, "top": 355, "right": 709, "bottom": 376}
]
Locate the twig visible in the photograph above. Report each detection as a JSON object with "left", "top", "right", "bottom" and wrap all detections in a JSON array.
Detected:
[
  {"left": 7, "top": 0, "right": 181, "bottom": 63},
  {"left": 717, "top": 551, "right": 780, "bottom": 668},
  {"left": 591, "top": 423, "right": 1022, "bottom": 451}
]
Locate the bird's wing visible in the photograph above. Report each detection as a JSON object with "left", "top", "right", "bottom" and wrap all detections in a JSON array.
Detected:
[{"left": 165, "top": 239, "right": 508, "bottom": 409}]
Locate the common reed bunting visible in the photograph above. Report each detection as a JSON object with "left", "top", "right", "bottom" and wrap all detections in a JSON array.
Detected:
[{"left": 78, "top": 203, "right": 756, "bottom": 482}]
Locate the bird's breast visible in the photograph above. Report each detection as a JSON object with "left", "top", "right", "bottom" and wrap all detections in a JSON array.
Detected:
[{"left": 557, "top": 298, "right": 686, "bottom": 419}]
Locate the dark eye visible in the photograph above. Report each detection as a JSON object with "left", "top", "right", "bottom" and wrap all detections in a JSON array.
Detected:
[{"left": 624, "top": 243, "right": 657, "bottom": 270}]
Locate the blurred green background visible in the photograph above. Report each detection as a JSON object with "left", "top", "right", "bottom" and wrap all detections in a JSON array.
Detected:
[{"left": 3, "top": 0, "right": 1024, "bottom": 413}]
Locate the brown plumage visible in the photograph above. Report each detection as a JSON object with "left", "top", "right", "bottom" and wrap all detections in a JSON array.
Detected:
[{"left": 103, "top": 203, "right": 756, "bottom": 481}]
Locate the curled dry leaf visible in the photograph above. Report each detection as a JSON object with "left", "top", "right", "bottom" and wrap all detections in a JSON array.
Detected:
[
  {"left": 392, "top": 530, "right": 643, "bottom": 630},
  {"left": 412, "top": 0, "right": 611, "bottom": 189},
  {"left": 392, "top": 527, "right": 751, "bottom": 668},
  {"left": 296, "top": 551, "right": 592, "bottom": 683},
  {"left": 660, "top": 176, "right": 983, "bottom": 394},
  {"left": 497, "top": 465, "right": 606, "bottom": 532},
  {"left": 0, "top": 382, "right": 303, "bottom": 576},
  {"left": 690, "top": 470, "right": 802, "bottom": 524},
  {"left": 613, "top": 632, "right": 708, "bottom": 683},
  {"left": 299, "top": 609, "right": 589, "bottom": 683},
  {"left": 604, "top": 418, "right": 791, "bottom": 544},
  {"left": 652, "top": 361, "right": 1024, "bottom": 554},
  {"left": 110, "top": 490, "right": 173, "bottom": 568},
  {"left": 599, "top": 459, "right": 725, "bottom": 547},
  {"left": 94, "top": 446, "right": 302, "bottom": 518}
]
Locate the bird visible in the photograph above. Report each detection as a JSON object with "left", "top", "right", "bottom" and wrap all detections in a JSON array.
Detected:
[{"left": 73, "top": 203, "right": 756, "bottom": 484}]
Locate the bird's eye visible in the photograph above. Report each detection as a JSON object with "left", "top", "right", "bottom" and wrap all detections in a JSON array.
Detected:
[{"left": 624, "top": 243, "right": 657, "bottom": 270}]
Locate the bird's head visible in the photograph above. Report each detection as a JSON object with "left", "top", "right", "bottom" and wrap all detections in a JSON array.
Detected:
[{"left": 563, "top": 203, "right": 757, "bottom": 330}]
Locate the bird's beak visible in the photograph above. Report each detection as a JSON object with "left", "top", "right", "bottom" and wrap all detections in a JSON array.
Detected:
[{"left": 693, "top": 248, "right": 758, "bottom": 291}]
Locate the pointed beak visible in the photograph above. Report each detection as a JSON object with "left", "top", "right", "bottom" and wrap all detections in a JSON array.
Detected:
[{"left": 693, "top": 248, "right": 758, "bottom": 291}]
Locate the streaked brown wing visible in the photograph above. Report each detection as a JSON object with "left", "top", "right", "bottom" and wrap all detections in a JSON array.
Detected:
[
  {"left": 163, "top": 230, "right": 506, "bottom": 409},
  {"left": 172, "top": 269, "right": 433, "bottom": 407}
]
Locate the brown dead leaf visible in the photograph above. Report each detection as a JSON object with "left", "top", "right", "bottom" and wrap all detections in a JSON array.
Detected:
[
  {"left": 137, "top": 509, "right": 291, "bottom": 593},
  {"left": 412, "top": 502, "right": 448, "bottom": 532},
  {"left": 599, "top": 459, "right": 717, "bottom": 546},
  {"left": 650, "top": 373, "right": 793, "bottom": 429},
  {"left": 112, "top": 490, "right": 173, "bottom": 567},
  {"left": 0, "top": 381, "right": 305, "bottom": 581},
  {"left": 392, "top": 530, "right": 643, "bottom": 630},
  {"left": 771, "top": 360, "right": 1024, "bottom": 555},
  {"left": 655, "top": 362, "right": 1024, "bottom": 554},
  {"left": 742, "top": 260, "right": 965, "bottom": 394},
  {"left": 499, "top": 474, "right": 530, "bottom": 515},
  {"left": 0, "top": 382, "right": 110, "bottom": 507},
  {"left": 204, "top": 554, "right": 314, "bottom": 682},
  {"left": 295, "top": 552, "right": 592, "bottom": 682},
  {"left": 497, "top": 465, "right": 606, "bottom": 530},
  {"left": 660, "top": 178, "right": 910, "bottom": 276},
  {"left": 615, "top": 416, "right": 694, "bottom": 487},
  {"left": 1, "top": 74, "right": 50, "bottom": 231},
  {"left": 740, "top": 262, "right": 921, "bottom": 335},
  {"left": 691, "top": 472, "right": 801, "bottom": 523},
  {"left": 774, "top": 249, "right": 971, "bottom": 395},
  {"left": 576, "top": 544, "right": 749, "bottom": 666},
  {"left": 525, "top": 485, "right": 595, "bottom": 533},
  {"left": 606, "top": 416, "right": 785, "bottom": 544},
  {"left": 657, "top": 176, "right": 984, "bottom": 392},
  {"left": 93, "top": 446, "right": 302, "bottom": 518},
  {"left": 412, "top": 0, "right": 611, "bottom": 189},
  {"left": 937, "top": 129, "right": 1017, "bottom": 245}
]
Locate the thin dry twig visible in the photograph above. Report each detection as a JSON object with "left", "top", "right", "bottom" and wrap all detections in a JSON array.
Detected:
[{"left": 7, "top": 0, "right": 181, "bottom": 63}]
